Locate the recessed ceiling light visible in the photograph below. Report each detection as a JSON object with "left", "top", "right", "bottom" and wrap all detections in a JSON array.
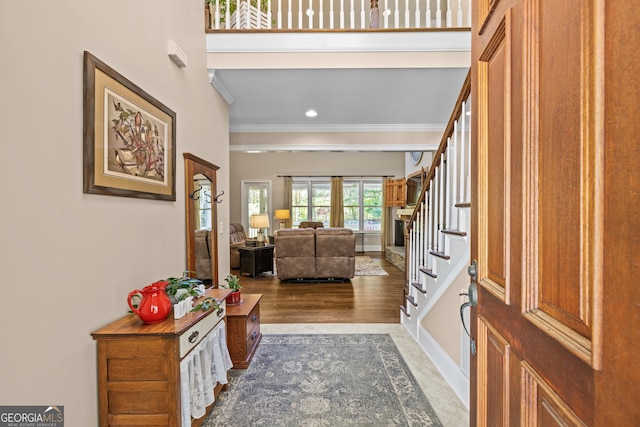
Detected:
[{"left": 305, "top": 109, "right": 318, "bottom": 118}]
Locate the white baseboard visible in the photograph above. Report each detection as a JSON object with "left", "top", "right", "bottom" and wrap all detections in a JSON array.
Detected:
[{"left": 417, "top": 327, "right": 470, "bottom": 409}]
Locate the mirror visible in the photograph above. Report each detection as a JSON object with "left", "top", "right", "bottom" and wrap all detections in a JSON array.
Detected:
[
  {"left": 406, "top": 169, "right": 425, "bottom": 206},
  {"left": 184, "top": 153, "right": 220, "bottom": 286}
]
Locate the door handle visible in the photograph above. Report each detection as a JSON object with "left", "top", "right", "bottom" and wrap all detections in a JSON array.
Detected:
[{"left": 460, "top": 260, "right": 478, "bottom": 355}]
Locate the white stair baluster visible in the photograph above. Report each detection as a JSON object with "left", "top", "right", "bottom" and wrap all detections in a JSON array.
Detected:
[
  {"left": 425, "top": 0, "right": 431, "bottom": 28},
  {"left": 457, "top": 0, "right": 462, "bottom": 27},
  {"left": 439, "top": 154, "right": 446, "bottom": 250},
  {"left": 459, "top": 100, "right": 466, "bottom": 205},
  {"left": 467, "top": 0, "right": 472, "bottom": 27},
  {"left": 308, "top": 0, "right": 313, "bottom": 28},
  {"left": 436, "top": 0, "right": 442, "bottom": 27},
  {"left": 256, "top": 0, "right": 261, "bottom": 29},
  {"left": 384, "top": 0, "right": 389, "bottom": 28},
  {"left": 298, "top": 0, "right": 303, "bottom": 28},
  {"left": 433, "top": 167, "right": 439, "bottom": 253},
  {"left": 277, "top": 0, "right": 282, "bottom": 28},
  {"left": 449, "top": 133, "right": 459, "bottom": 231},
  {"left": 446, "top": 0, "right": 452, "bottom": 27},
  {"left": 319, "top": 0, "right": 324, "bottom": 28},
  {"left": 420, "top": 202, "right": 426, "bottom": 268},
  {"left": 225, "top": 0, "right": 231, "bottom": 28},
  {"left": 329, "top": 0, "right": 334, "bottom": 28},
  {"left": 410, "top": 222, "right": 416, "bottom": 283},
  {"left": 213, "top": 0, "right": 220, "bottom": 29},
  {"left": 287, "top": 0, "right": 292, "bottom": 28},
  {"left": 404, "top": 0, "right": 410, "bottom": 29},
  {"left": 414, "top": 0, "right": 420, "bottom": 28},
  {"left": 340, "top": 0, "right": 345, "bottom": 28},
  {"left": 267, "top": 0, "right": 272, "bottom": 28},
  {"left": 360, "top": 0, "right": 365, "bottom": 28},
  {"left": 394, "top": 0, "right": 399, "bottom": 27},
  {"left": 350, "top": 0, "right": 355, "bottom": 29},
  {"left": 428, "top": 184, "right": 435, "bottom": 267}
]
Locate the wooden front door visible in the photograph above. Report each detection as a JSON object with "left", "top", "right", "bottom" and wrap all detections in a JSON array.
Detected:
[{"left": 470, "top": 0, "right": 640, "bottom": 425}]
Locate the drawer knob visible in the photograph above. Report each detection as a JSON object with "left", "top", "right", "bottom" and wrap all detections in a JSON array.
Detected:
[
  {"left": 217, "top": 308, "right": 224, "bottom": 317},
  {"left": 251, "top": 331, "right": 257, "bottom": 341},
  {"left": 188, "top": 331, "right": 199, "bottom": 343},
  {"left": 251, "top": 314, "right": 257, "bottom": 322}
]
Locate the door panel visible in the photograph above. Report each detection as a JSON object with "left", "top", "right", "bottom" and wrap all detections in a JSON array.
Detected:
[
  {"left": 477, "top": 10, "right": 512, "bottom": 304},
  {"left": 471, "top": 0, "right": 609, "bottom": 425},
  {"left": 526, "top": 0, "right": 600, "bottom": 361},
  {"left": 477, "top": 316, "right": 510, "bottom": 427},
  {"left": 522, "top": 362, "right": 586, "bottom": 426}
]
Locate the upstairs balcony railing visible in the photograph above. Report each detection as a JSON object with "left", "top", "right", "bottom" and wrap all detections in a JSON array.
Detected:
[{"left": 205, "top": 0, "right": 471, "bottom": 31}]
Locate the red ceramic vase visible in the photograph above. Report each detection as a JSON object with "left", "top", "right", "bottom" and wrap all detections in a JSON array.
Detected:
[
  {"left": 227, "top": 290, "right": 241, "bottom": 306},
  {"left": 127, "top": 281, "right": 172, "bottom": 324}
]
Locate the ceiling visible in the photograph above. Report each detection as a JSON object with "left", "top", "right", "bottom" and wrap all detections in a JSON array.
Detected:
[{"left": 213, "top": 67, "right": 469, "bottom": 136}]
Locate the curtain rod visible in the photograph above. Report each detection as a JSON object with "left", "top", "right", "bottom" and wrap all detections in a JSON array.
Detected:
[{"left": 277, "top": 175, "right": 395, "bottom": 178}]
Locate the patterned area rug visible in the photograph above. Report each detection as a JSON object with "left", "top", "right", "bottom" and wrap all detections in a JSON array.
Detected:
[
  {"left": 354, "top": 256, "right": 389, "bottom": 276},
  {"left": 203, "top": 334, "right": 442, "bottom": 426}
]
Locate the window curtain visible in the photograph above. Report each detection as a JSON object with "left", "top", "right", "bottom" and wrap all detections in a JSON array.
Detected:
[
  {"left": 381, "top": 178, "right": 390, "bottom": 253},
  {"left": 330, "top": 177, "right": 344, "bottom": 227},
  {"left": 284, "top": 176, "right": 292, "bottom": 228}
]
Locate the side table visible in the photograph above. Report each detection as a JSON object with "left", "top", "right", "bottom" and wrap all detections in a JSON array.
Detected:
[
  {"left": 238, "top": 244, "right": 274, "bottom": 278},
  {"left": 226, "top": 293, "right": 262, "bottom": 369}
]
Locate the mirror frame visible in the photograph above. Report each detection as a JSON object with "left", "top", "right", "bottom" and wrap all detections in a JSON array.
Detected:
[{"left": 184, "top": 153, "right": 220, "bottom": 285}]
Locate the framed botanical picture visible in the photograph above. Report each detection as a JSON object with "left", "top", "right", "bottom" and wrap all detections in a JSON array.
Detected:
[{"left": 83, "top": 51, "right": 176, "bottom": 201}]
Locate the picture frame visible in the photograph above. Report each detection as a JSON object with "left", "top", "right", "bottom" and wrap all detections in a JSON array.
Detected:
[{"left": 83, "top": 51, "right": 176, "bottom": 201}]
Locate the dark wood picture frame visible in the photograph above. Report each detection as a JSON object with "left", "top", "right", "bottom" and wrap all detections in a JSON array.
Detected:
[{"left": 83, "top": 51, "right": 176, "bottom": 201}]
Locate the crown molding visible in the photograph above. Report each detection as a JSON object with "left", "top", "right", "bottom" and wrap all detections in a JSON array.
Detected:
[
  {"left": 209, "top": 70, "right": 235, "bottom": 105},
  {"left": 229, "top": 143, "right": 439, "bottom": 152},
  {"left": 229, "top": 123, "right": 446, "bottom": 133}
]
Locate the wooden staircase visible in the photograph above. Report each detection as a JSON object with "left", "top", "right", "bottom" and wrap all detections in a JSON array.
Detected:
[{"left": 399, "top": 71, "right": 472, "bottom": 405}]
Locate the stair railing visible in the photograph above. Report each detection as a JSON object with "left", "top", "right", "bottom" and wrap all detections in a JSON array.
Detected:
[
  {"left": 205, "top": 0, "right": 472, "bottom": 31},
  {"left": 406, "top": 69, "right": 471, "bottom": 292}
]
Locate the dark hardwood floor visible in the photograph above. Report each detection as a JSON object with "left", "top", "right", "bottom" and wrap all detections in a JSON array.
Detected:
[{"left": 230, "top": 252, "right": 406, "bottom": 323}]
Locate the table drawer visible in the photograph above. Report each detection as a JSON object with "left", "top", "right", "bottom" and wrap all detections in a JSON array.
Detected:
[
  {"left": 179, "top": 302, "right": 226, "bottom": 358},
  {"left": 244, "top": 304, "right": 260, "bottom": 337},
  {"left": 245, "top": 324, "right": 260, "bottom": 355}
]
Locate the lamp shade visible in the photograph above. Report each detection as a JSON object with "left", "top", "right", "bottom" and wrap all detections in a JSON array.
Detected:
[
  {"left": 275, "top": 209, "right": 291, "bottom": 220},
  {"left": 250, "top": 214, "right": 270, "bottom": 229}
]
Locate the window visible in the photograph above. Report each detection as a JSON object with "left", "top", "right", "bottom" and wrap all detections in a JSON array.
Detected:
[
  {"left": 291, "top": 179, "right": 331, "bottom": 227},
  {"left": 243, "top": 181, "right": 270, "bottom": 238},
  {"left": 344, "top": 179, "right": 383, "bottom": 231},
  {"left": 291, "top": 178, "right": 382, "bottom": 231}
]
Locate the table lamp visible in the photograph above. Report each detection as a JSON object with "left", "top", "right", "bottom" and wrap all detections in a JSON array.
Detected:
[
  {"left": 250, "top": 214, "right": 270, "bottom": 243},
  {"left": 275, "top": 209, "right": 291, "bottom": 229}
]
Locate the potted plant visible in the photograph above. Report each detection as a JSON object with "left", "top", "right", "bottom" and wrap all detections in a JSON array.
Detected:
[
  {"left": 163, "top": 273, "right": 205, "bottom": 304},
  {"left": 221, "top": 273, "right": 242, "bottom": 305}
]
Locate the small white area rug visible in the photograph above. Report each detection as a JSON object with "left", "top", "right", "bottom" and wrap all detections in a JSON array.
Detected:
[{"left": 355, "top": 256, "right": 389, "bottom": 276}]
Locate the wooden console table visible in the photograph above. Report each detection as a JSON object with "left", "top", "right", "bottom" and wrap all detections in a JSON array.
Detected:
[{"left": 91, "top": 288, "right": 231, "bottom": 427}]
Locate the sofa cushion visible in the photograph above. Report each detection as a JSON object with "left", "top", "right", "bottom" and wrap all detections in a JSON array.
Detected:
[
  {"left": 229, "top": 223, "right": 246, "bottom": 244},
  {"left": 315, "top": 228, "right": 356, "bottom": 257},
  {"left": 315, "top": 228, "right": 355, "bottom": 278},
  {"left": 274, "top": 228, "right": 316, "bottom": 280},
  {"left": 274, "top": 228, "right": 316, "bottom": 258}
]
